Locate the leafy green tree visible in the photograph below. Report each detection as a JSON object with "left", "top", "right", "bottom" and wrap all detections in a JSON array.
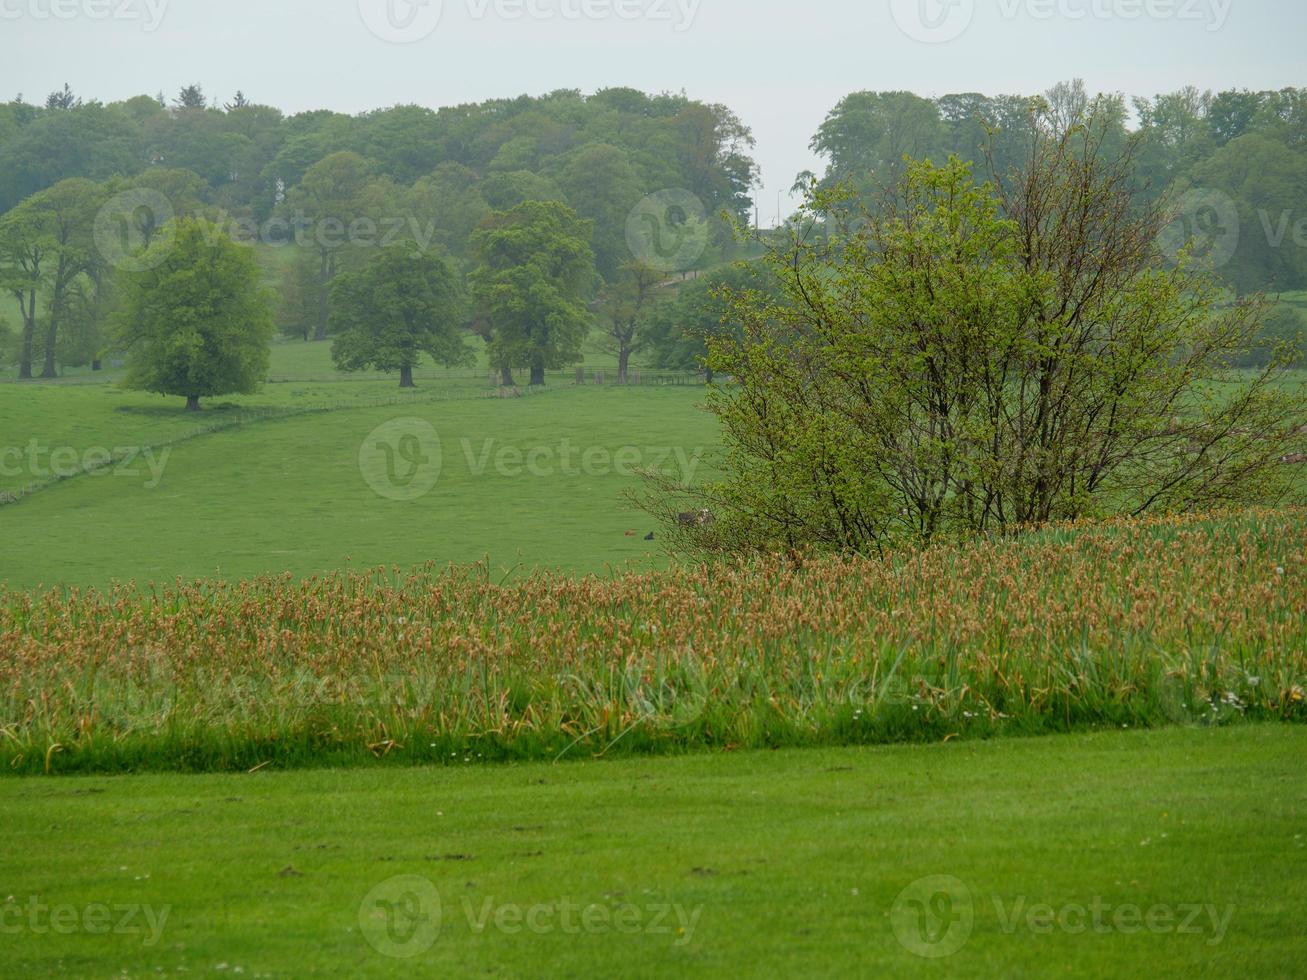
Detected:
[
  {"left": 406, "top": 163, "right": 490, "bottom": 261},
  {"left": 115, "top": 217, "right": 274, "bottom": 410},
  {"left": 329, "top": 245, "right": 472, "bottom": 388},
  {"left": 555, "top": 143, "right": 644, "bottom": 282},
  {"left": 174, "top": 84, "right": 207, "bottom": 111},
  {"left": 810, "top": 91, "right": 943, "bottom": 191},
  {"left": 0, "top": 197, "right": 52, "bottom": 379},
  {"left": 651, "top": 130, "right": 1305, "bottom": 555},
  {"left": 276, "top": 248, "right": 320, "bottom": 342},
  {"left": 596, "top": 260, "right": 663, "bottom": 382},
  {"left": 470, "top": 200, "right": 595, "bottom": 386},
  {"left": 479, "top": 170, "right": 564, "bottom": 211},
  {"left": 45, "top": 84, "right": 80, "bottom": 111},
  {"left": 1234, "top": 300, "right": 1307, "bottom": 368},
  {"left": 646, "top": 261, "right": 778, "bottom": 382},
  {"left": 0, "top": 102, "right": 143, "bottom": 213},
  {"left": 104, "top": 168, "right": 209, "bottom": 253},
  {"left": 28, "top": 178, "right": 106, "bottom": 377},
  {"left": 286, "top": 151, "right": 375, "bottom": 340},
  {"left": 1184, "top": 133, "right": 1307, "bottom": 294}
]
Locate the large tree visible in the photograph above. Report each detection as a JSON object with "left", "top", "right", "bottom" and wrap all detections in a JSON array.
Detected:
[
  {"left": 470, "top": 200, "right": 595, "bottom": 386},
  {"left": 0, "top": 198, "right": 52, "bottom": 379},
  {"left": 645, "top": 260, "right": 779, "bottom": 383},
  {"left": 115, "top": 217, "right": 274, "bottom": 410},
  {"left": 285, "top": 151, "right": 376, "bottom": 341},
  {"left": 650, "top": 107, "right": 1307, "bottom": 555},
  {"left": 595, "top": 260, "right": 663, "bottom": 383},
  {"left": 329, "top": 245, "right": 472, "bottom": 388},
  {"left": 27, "top": 178, "right": 104, "bottom": 378}
]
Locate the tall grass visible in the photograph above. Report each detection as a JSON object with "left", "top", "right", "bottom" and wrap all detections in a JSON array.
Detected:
[{"left": 2, "top": 509, "right": 1303, "bottom": 775}]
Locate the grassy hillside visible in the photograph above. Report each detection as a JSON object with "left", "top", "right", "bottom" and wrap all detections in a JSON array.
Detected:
[
  {"left": 0, "top": 382, "right": 718, "bottom": 588},
  {"left": 2, "top": 725, "right": 1303, "bottom": 977}
]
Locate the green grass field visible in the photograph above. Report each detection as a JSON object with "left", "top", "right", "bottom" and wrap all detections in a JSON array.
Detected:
[
  {"left": 0, "top": 342, "right": 717, "bottom": 589},
  {"left": 2, "top": 725, "right": 1303, "bottom": 977},
  {"left": 3, "top": 325, "right": 1305, "bottom": 977}
]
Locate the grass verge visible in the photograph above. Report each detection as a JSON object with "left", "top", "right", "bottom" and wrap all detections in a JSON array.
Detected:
[{"left": 1, "top": 725, "right": 1303, "bottom": 977}]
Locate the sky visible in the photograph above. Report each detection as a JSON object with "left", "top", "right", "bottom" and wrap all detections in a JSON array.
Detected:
[{"left": 3, "top": 0, "right": 1305, "bottom": 222}]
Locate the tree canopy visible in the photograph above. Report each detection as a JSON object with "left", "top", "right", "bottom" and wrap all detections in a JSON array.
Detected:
[
  {"left": 470, "top": 201, "right": 596, "bottom": 386},
  {"left": 329, "top": 244, "right": 472, "bottom": 388},
  {"left": 115, "top": 217, "right": 274, "bottom": 410}
]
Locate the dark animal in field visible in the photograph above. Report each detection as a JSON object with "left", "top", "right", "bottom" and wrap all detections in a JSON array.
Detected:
[{"left": 645, "top": 533, "right": 656, "bottom": 541}]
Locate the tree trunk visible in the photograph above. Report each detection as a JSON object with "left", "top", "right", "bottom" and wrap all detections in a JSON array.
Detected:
[
  {"left": 618, "top": 347, "right": 631, "bottom": 385},
  {"left": 500, "top": 365, "right": 516, "bottom": 387},
  {"left": 399, "top": 364, "right": 416, "bottom": 388},
  {"left": 185, "top": 395, "right": 201, "bottom": 412},
  {"left": 17, "top": 291, "right": 35, "bottom": 380},
  {"left": 530, "top": 364, "right": 546, "bottom": 386},
  {"left": 313, "top": 251, "right": 331, "bottom": 341},
  {"left": 705, "top": 367, "right": 714, "bottom": 385},
  {"left": 40, "top": 317, "right": 59, "bottom": 378}
]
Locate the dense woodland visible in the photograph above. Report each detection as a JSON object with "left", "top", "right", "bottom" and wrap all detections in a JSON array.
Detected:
[{"left": 0, "top": 79, "right": 1304, "bottom": 381}]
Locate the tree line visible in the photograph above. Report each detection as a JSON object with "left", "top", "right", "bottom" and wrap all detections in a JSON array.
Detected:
[
  {"left": 0, "top": 84, "right": 759, "bottom": 385},
  {"left": 803, "top": 80, "right": 1307, "bottom": 296}
]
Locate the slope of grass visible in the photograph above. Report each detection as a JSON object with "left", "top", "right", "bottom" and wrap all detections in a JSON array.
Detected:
[
  {"left": 0, "top": 385, "right": 719, "bottom": 588},
  {"left": 3, "top": 508, "right": 1302, "bottom": 775},
  {"left": 1, "top": 725, "right": 1303, "bottom": 977}
]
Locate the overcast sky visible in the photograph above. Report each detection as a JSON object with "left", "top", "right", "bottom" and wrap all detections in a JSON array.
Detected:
[{"left": 4, "top": 0, "right": 1305, "bottom": 221}]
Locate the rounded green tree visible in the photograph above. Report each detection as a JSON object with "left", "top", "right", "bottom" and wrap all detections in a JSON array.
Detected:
[
  {"left": 116, "top": 217, "right": 274, "bottom": 411},
  {"left": 328, "top": 244, "right": 473, "bottom": 388}
]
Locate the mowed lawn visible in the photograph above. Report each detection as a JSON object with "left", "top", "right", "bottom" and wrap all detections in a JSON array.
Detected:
[
  {"left": 1, "top": 725, "right": 1303, "bottom": 978},
  {"left": 0, "top": 379, "right": 719, "bottom": 589}
]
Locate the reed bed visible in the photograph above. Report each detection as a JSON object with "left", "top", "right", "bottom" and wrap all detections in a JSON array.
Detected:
[{"left": 2, "top": 509, "right": 1304, "bottom": 774}]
